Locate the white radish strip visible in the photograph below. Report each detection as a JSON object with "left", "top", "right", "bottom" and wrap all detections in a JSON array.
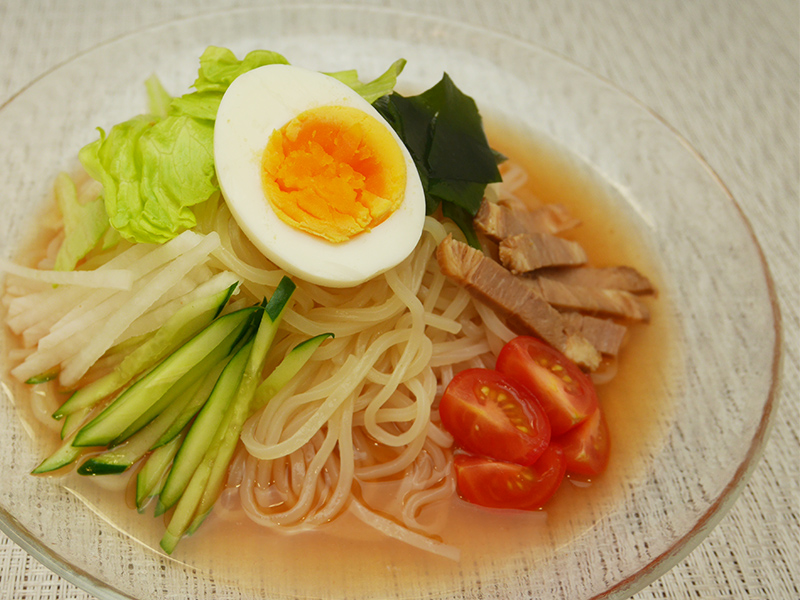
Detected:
[
  {"left": 116, "top": 270, "right": 239, "bottom": 343},
  {"left": 36, "top": 269, "right": 162, "bottom": 351},
  {"left": 8, "top": 287, "right": 88, "bottom": 336},
  {"left": 7, "top": 348, "right": 34, "bottom": 361},
  {"left": 146, "top": 264, "right": 213, "bottom": 310},
  {"left": 123, "top": 230, "right": 203, "bottom": 279},
  {"left": 7, "top": 243, "right": 152, "bottom": 331},
  {"left": 11, "top": 327, "right": 90, "bottom": 382},
  {"left": 58, "top": 232, "right": 220, "bottom": 387},
  {"left": 0, "top": 258, "right": 133, "bottom": 289},
  {"left": 36, "top": 233, "right": 205, "bottom": 350}
]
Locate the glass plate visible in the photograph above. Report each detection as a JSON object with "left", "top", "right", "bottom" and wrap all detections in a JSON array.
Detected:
[{"left": 0, "top": 5, "right": 780, "bottom": 599}]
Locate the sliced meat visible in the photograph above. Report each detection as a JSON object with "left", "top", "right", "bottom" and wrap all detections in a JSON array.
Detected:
[
  {"left": 562, "top": 312, "right": 628, "bottom": 356},
  {"left": 436, "top": 235, "right": 601, "bottom": 370},
  {"left": 474, "top": 199, "right": 580, "bottom": 241},
  {"left": 524, "top": 276, "right": 650, "bottom": 322},
  {"left": 536, "top": 265, "right": 655, "bottom": 295},
  {"left": 499, "top": 233, "right": 587, "bottom": 274}
]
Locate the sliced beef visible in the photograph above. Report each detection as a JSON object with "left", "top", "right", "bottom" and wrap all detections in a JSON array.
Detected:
[
  {"left": 536, "top": 265, "right": 654, "bottom": 295},
  {"left": 524, "top": 276, "right": 650, "bottom": 322},
  {"left": 474, "top": 199, "right": 580, "bottom": 241},
  {"left": 562, "top": 312, "right": 628, "bottom": 356},
  {"left": 436, "top": 235, "right": 601, "bottom": 370},
  {"left": 499, "top": 233, "right": 588, "bottom": 274}
]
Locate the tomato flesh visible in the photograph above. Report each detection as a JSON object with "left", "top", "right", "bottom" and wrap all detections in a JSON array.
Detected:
[
  {"left": 552, "top": 408, "right": 611, "bottom": 476},
  {"left": 496, "top": 336, "right": 599, "bottom": 436},
  {"left": 454, "top": 445, "right": 566, "bottom": 510},
  {"left": 439, "top": 368, "right": 550, "bottom": 466}
]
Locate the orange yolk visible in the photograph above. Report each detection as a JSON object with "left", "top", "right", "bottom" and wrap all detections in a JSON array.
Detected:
[{"left": 261, "top": 105, "right": 407, "bottom": 243}]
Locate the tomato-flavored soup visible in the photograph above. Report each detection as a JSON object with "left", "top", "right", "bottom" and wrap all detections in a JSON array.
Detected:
[{"left": 1, "top": 122, "right": 678, "bottom": 598}]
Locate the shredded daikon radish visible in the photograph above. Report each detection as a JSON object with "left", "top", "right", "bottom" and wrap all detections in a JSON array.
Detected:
[
  {"left": 6, "top": 243, "right": 153, "bottom": 334},
  {"left": 0, "top": 258, "right": 133, "bottom": 289},
  {"left": 116, "top": 270, "right": 239, "bottom": 343},
  {"left": 58, "top": 232, "right": 220, "bottom": 387},
  {"left": 27, "top": 233, "right": 206, "bottom": 351}
]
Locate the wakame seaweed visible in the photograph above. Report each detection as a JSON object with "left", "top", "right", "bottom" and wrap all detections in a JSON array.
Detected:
[{"left": 374, "top": 73, "right": 504, "bottom": 247}]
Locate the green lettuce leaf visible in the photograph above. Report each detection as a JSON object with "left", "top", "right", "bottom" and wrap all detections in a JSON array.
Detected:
[
  {"left": 145, "top": 75, "right": 172, "bottom": 119},
  {"left": 192, "top": 46, "right": 290, "bottom": 93},
  {"left": 326, "top": 58, "right": 406, "bottom": 104},
  {"left": 79, "top": 114, "right": 216, "bottom": 244},
  {"left": 52, "top": 172, "right": 111, "bottom": 271}
]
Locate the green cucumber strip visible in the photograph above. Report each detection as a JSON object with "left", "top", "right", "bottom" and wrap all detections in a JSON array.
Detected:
[
  {"left": 25, "top": 371, "right": 58, "bottom": 385},
  {"left": 73, "top": 306, "right": 256, "bottom": 448},
  {"left": 160, "top": 454, "right": 214, "bottom": 554},
  {"left": 264, "top": 276, "right": 295, "bottom": 321},
  {"left": 108, "top": 331, "right": 242, "bottom": 447},
  {"left": 150, "top": 360, "right": 227, "bottom": 450},
  {"left": 188, "top": 283, "right": 303, "bottom": 531},
  {"left": 115, "top": 307, "right": 261, "bottom": 446},
  {"left": 76, "top": 367, "right": 216, "bottom": 476},
  {"left": 160, "top": 279, "right": 296, "bottom": 548},
  {"left": 60, "top": 405, "right": 92, "bottom": 439},
  {"left": 250, "top": 333, "right": 333, "bottom": 414},
  {"left": 188, "top": 333, "right": 330, "bottom": 533},
  {"left": 54, "top": 283, "right": 237, "bottom": 419},
  {"left": 136, "top": 431, "right": 185, "bottom": 511},
  {"left": 32, "top": 409, "right": 98, "bottom": 474},
  {"left": 155, "top": 337, "right": 254, "bottom": 516},
  {"left": 150, "top": 359, "right": 228, "bottom": 449}
]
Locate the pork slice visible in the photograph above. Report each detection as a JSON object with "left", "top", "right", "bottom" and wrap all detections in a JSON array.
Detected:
[
  {"left": 536, "top": 265, "right": 655, "bottom": 295},
  {"left": 474, "top": 199, "right": 580, "bottom": 241},
  {"left": 562, "top": 312, "right": 628, "bottom": 356},
  {"left": 499, "top": 233, "right": 588, "bottom": 274},
  {"left": 525, "top": 276, "right": 650, "bottom": 322},
  {"left": 436, "top": 235, "right": 601, "bottom": 370}
]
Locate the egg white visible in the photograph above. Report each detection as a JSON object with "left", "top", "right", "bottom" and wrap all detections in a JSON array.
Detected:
[{"left": 213, "top": 64, "right": 425, "bottom": 288}]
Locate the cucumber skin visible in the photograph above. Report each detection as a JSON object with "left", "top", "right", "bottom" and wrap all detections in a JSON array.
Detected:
[
  {"left": 53, "top": 282, "right": 237, "bottom": 420},
  {"left": 136, "top": 432, "right": 184, "bottom": 511},
  {"left": 73, "top": 306, "right": 256, "bottom": 448},
  {"left": 155, "top": 337, "right": 253, "bottom": 516}
]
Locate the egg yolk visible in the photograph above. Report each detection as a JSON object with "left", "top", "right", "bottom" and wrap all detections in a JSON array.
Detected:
[{"left": 261, "top": 105, "right": 407, "bottom": 243}]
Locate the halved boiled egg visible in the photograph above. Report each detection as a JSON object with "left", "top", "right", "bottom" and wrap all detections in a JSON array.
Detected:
[{"left": 214, "top": 64, "right": 425, "bottom": 288}]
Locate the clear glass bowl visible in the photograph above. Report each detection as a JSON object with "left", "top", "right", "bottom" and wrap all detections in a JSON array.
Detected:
[{"left": 0, "top": 5, "right": 780, "bottom": 599}]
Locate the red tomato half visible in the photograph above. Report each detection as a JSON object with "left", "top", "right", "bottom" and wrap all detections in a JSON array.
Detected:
[
  {"left": 454, "top": 446, "right": 566, "bottom": 510},
  {"left": 552, "top": 408, "right": 611, "bottom": 476},
  {"left": 439, "top": 369, "right": 550, "bottom": 466},
  {"left": 496, "top": 336, "right": 599, "bottom": 436}
]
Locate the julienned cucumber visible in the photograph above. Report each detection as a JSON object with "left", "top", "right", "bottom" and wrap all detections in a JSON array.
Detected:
[
  {"left": 160, "top": 278, "right": 297, "bottom": 553},
  {"left": 73, "top": 306, "right": 257, "bottom": 448},
  {"left": 32, "top": 275, "right": 333, "bottom": 554},
  {"left": 136, "top": 431, "right": 185, "bottom": 511},
  {"left": 186, "top": 332, "right": 333, "bottom": 535},
  {"left": 76, "top": 361, "right": 226, "bottom": 475},
  {"left": 54, "top": 283, "right": 237, "bottom": 420},
  {"left": 155, "top": 337, "right": 254, "bottom": 515},
  {"left": 251, "top": 333, "right": 334, "bottom": 414}
]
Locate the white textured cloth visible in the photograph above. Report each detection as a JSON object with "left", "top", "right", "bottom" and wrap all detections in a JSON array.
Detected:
[{"left": 0, "top": 1, "right": 797, "bottom": 598}]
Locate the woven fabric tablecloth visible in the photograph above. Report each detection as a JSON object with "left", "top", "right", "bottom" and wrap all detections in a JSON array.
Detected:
[{"left": 0, "top": 1, "right": 797, "bottom": 598}]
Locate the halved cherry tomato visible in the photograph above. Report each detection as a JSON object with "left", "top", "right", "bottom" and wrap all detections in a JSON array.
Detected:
[
  {"left": 439, "top": 368, "right": 550, "bottom": 466},
  {"left": 552, "top": 408, "right": 611, "bottom": 476},
  {"left": 454, "top": 445, "right": 566, "bottom": 510},
  {"left": 496, "top": 336, "right": 599, "bottom": 436}
]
